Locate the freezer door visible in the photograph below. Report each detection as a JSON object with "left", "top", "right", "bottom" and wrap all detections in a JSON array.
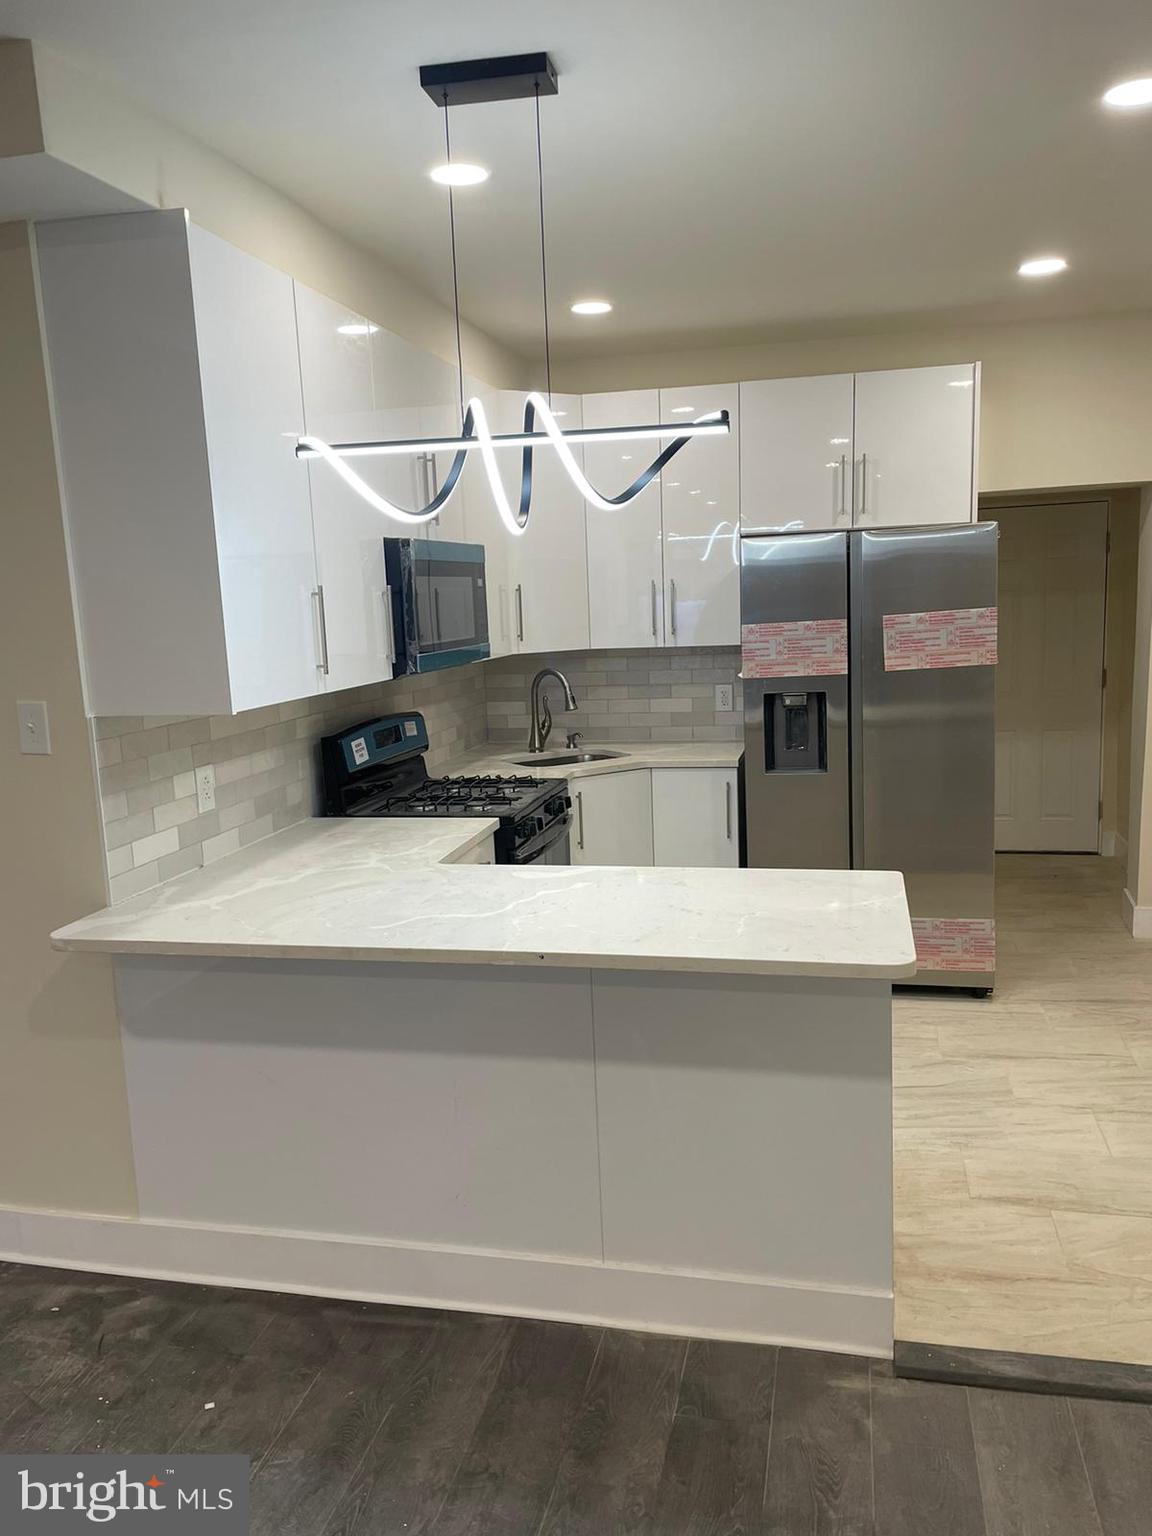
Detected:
[
  {"left": 853, "top": 523, "right": 997, "bottom": 987},
  {"left": 741, "top": 532, "right": 851, "bottom": 869}
]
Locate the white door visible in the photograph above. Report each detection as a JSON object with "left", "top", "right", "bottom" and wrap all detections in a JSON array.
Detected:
[
  {"left": 584, "top": 390, "right": 665, "bottom": 647},
  {"left": 571, "top": 772, "right": 654, "bottom": 866},
  {"left": 191, "top": 229, "right": 320, "bottom": 712},
  {"left": 991, "top": 502, "right": 1107, "bottom": 851},
  {"left": 511, "top": 391, "right": 590, "bottom": 654},
  {"left": 739, "top": 374, "right": 853, "bottom": 533},
  {"left": 294, "top": 283, "right": 394, "bottom": 694},
  {"left": 652, "top": 769, "right": 738, "bottom": 866},
  {"left": 853, "top": 363, "right": 978, "bottom": 528},
  {"left": 659, "top": 385, "right": 740, "bottom": 646}
]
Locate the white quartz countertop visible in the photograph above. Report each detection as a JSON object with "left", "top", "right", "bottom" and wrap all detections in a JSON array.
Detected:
[
  {"left": 51, "top": 816, "right": 916, "bottom": 979},
  {"left": 440, "top": 740, "right": 744, "bottom": 779}
]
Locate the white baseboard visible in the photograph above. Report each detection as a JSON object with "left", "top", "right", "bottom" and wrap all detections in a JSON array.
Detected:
[
  {"left": 1102, "top": 831, "right": 1128, "bottom": 860},
  {"left": 1123, "top": 888, "right": 1152, "bottom": 938},
  {"left": 0, "top": 1204, "right": 893, "bottom": 1359}
]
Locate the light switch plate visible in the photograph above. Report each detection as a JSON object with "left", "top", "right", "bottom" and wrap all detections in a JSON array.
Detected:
[
  {"left": 196, "top": 764, "right": 216, "bottom": 813},
  {"left": 714, "top": 683, "right": 734, "bottom": 713},
  {"left": 17, "top": 700, "right": 51, "bottom": 755}
]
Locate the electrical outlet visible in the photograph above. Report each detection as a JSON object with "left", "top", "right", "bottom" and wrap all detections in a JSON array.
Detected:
[
  {"left": 715, "top": 683, "right": 734, "bottom": 713},
  {"left": 196, "top": 764, "right": 216, "bottom": 814}
]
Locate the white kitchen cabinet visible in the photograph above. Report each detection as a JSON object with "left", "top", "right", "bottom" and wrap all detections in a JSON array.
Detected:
[
  {"left": 509, "top": 391, "right": 590, "bottom": 655},
  {"left": 659, "top": 384, "right": 740, "bottom": 645},
  {"left": 584, "top": 390, "right": 665, "bottom": 648},
  {"left": 739, "top": 373, "right": 854, "bottom": 534},
  {"left": 369, "top": 328, "right": 467, "bottom": 543},
  {"left": 651, "top": 769, "right": 738, "bottom": 867},
  {"left": 853, "top": 363, "right": 979, "bottom": 527},
  {"left": 37, "top": 209, "right": 318, "bottom": 717},
  {"left": 295, "top": 283, "right": 394, "bottom": 694},
  {"left": 459, "top": 377, "right": 513, "bottom": 656},
  {"left": 570, "top": 771, "right": 654, "bottom": 866}
]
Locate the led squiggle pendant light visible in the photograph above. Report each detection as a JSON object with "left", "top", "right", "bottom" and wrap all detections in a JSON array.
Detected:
[{"left": 295, "top": 53, "right": 730, "bottom": 537}]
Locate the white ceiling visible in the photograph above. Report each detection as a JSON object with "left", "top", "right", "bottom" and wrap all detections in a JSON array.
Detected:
[{"left": 4, "top": 0, "right": 1152, "bottom": 360}]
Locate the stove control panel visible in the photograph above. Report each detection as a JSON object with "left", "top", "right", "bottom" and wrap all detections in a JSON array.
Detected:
[{"left": 333, "top": 713, "right": 429, "bottom": 776}]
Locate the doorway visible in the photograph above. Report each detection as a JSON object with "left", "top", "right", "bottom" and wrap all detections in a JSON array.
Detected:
[{"left": 984, "top": 501, "right": 1107, "bottom": 852}]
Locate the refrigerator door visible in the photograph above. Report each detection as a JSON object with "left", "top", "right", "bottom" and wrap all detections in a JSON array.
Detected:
[
  {"left": 853, "top": 523, "right": 997, "bottom": 988},
  {"left": 741, "top": 531, "right": 851, "bottom": 869}
]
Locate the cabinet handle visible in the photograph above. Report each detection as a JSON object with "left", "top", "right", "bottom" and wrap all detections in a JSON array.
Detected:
[
  {"left": 838, "top": 454, "right": 847, "bottom": 520},
  {"left": 312, "top": 587, "right": 330, "bottom": 675},
  {"left": 669, "top": 578, "right": 678, "bottom": 638},
  {"left": 858, "top": 451, "right": 868, "bottom": 519},
  {"left": 575, "top": 790, "right": 585, "bottom": 850},
  {"left": 381, "top": 586, "right": 395, "bottom": 664},
  {"left": 515, "top": 583, "right": 524, "bottom": 643},
  {"left": 725, "top": 779, "right": 733, "bottom": 841},
  {"left": 650, "top": 579, "right": 658, "bottom": 638}
]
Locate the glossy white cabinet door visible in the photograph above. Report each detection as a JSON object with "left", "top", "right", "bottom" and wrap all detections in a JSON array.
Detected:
[
  {"left": 570, "top": 771, "right": 654, "bottom": 866},
  {"left": 512, "top": 391, "right": 590, "bottom": 654},
  {"left": 294, "top": 282, "right": 393, "bottom": 695},
  {"left": 659, "top": 384, "right": 740, "bottom": 646},
  {"left": 584, "top": 390, "right": 665, "bottom": 647},
  {"left": 739, "top": 374, "right": 854, "bottom": 534},
  {"left": 853, "top": 363, "right": 978, "bottom": 527},
  {"left": 461, "top": 381, "right": 516, "bottom": 657},
  {"left": 367, "top": 327, "right": 444, "bottom": 532},
  {"left": 190, "top": 228, "right": 320, "bottom": 713},
  {"left": 421, "top": 351, "right": 469, "bottom": 544},
  {"left": 651, "top": 769, "right": 738, "bottom": 867}
]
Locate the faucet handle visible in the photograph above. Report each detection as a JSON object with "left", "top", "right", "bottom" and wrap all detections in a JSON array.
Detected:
[{"left": 565, "top": 730, "right": 583, "bottom": 750}]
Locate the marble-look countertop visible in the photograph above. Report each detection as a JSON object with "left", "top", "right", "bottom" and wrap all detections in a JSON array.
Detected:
[
  {"left": 440, "top": 740, "right": 744, "bottom": 780},
  {"left": 51, "top": 817, "right": 916, "bottom": 979}
]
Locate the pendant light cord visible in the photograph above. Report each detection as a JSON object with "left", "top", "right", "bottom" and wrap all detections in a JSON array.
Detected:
[
  {"left": 442, "top": 90, "right": 466, "bottom": 427},
  {"left": 534, "top": 81, "right": 553, "bottom": 406}
]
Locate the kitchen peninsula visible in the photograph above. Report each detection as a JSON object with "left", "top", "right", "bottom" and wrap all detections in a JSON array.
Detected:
[{"left": 49, "top": 816, "right": 914, "bottom": 1356}]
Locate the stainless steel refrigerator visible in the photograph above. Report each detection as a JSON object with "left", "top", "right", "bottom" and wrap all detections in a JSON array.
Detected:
[{"left": 741, "top": 522, "right": 997, "bottom": 993}]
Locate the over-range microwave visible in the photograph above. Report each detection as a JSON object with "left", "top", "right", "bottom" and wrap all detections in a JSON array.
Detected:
[{"left": 383, "top": 538, "right": 491, "bottom": 674}]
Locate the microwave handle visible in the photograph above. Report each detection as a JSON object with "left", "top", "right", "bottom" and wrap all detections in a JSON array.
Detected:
[{"left": 381, "top": 585, "right": 395, "bottom": 665}]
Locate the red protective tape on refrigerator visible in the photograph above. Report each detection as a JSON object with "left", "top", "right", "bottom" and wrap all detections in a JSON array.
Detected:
[
  {"left": 882, "top": 606, "right": 998, "bottom": 672},
  {"left": 741, "top": 619, "right": 849, "bottom": 679}
]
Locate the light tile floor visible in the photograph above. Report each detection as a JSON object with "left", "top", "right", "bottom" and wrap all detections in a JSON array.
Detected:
[{"left": 894, "top": 853, "right": 1152, "bottom": 1364}]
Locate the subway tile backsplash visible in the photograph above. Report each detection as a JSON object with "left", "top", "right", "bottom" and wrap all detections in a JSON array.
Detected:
[
  {"left": 484, "top": 647, "right": 742, "bottom": 747},
  {"left": 93, "top": 646, "right": 743, "bottom": 902},
  {"left": 93, "top": 666, "right": 488, "bottom": 904}
]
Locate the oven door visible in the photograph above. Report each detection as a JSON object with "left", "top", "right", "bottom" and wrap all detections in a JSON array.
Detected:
[
  {"left": 384, "top": 538, "right": 490, "bottom": 674},
  {"left": 511, "top": 815, "right": 571, "bottom": 866}
]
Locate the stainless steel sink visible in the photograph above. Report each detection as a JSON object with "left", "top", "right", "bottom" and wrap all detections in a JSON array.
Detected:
[{"left": 506, "top": 750, "right": 627, "bottom": 767}]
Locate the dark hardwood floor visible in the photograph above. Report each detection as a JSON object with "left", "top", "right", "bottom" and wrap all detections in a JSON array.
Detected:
[{"left": 0, "top": 1262, "right": 1146, "bottom": 1534}]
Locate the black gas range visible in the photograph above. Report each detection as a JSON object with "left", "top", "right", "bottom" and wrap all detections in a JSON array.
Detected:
[{"left": 321, "top": 712, "right": 571, "bottom": 866}]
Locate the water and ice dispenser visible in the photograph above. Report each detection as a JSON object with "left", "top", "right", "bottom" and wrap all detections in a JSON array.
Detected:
[{"left": 762, "top": 691, "right": 827, "bottom": 772}]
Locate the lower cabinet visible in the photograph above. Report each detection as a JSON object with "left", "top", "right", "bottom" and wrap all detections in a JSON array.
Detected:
[
  {"left": 651, "top": 769, "right": 739, "bottom": 867},
  {"left": 452, "top": 835, "right": 495, "bottom": 865},
  {"left": 569, "top": 766, "right": 738, "bottom": 868},
  {"left": 571, "top": 771, "right": 654, "bottom": 866}
]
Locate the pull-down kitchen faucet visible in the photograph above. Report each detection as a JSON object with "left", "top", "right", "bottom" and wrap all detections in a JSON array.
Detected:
[{"left": 527, "top": 667, "right": 578, "bottom": 753}]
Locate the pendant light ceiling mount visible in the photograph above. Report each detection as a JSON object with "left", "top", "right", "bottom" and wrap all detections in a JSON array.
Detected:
[
  {"left": 298, "top": 49, "right": 729, "bottom": 534},
  {"left": 419, "top": 52, "right": 559, "bottom": 108}
]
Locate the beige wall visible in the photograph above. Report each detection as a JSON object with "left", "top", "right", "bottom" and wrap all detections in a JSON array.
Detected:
[
  {"left": 0, "top": 222, "right": 138, "bottom": 1215},
  {"left": 21, "top": 42, "right": 529, "bottom": 390},
  {"left": 558, "top": 311, "right": 1152, "bottom": 497},
  {"left": 982, "top": 487, "right": 1141, "bottom": 854},
  {"left": 1126, "top": 486, "right": 1152, "bottom": 914}
]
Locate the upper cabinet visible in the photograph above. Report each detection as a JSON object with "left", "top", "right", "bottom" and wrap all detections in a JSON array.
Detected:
[
  {"left": 739, "top": 373, "right": 853, "bottom": 534},
  {"left": 853, "top": 363, "right": 979, "bottom": 527},
  {"left": 38, "top": 210, "right": 319, "bottom": 717},
  {"left": 294, "top": 282, "right": 395, "bottom": 696},
  {"left": 740, "top": 363, "right": 978, "bottom": 533},
  {"left": 584, "top": 389, "right": 666, "bottom": 648},
  {"left": 658, "top": 384, "right": 740, "bottom": 646},
  {"left": 368, "top": 328, "right": 465, "bottom": 542},
  {"left": 511, "top": 392, "right": 590, "bottom": 654}
]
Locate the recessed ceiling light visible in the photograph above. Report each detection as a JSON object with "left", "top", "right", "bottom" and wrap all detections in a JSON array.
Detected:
[
  {"left": 1103, "top": 77, "right": 1152, "bottom": 108},
  {"left": 570, "top": 299, "right": 612, "bottom": 316},
  {"left": 337, "top": 322, "right": 379, "bottom": 336},
  {"left": 429, "top": 162, "right": 489, "bottom": 187},
  {"left": 1018, "top": 255, "right": 1068, "bottom": 278}
]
